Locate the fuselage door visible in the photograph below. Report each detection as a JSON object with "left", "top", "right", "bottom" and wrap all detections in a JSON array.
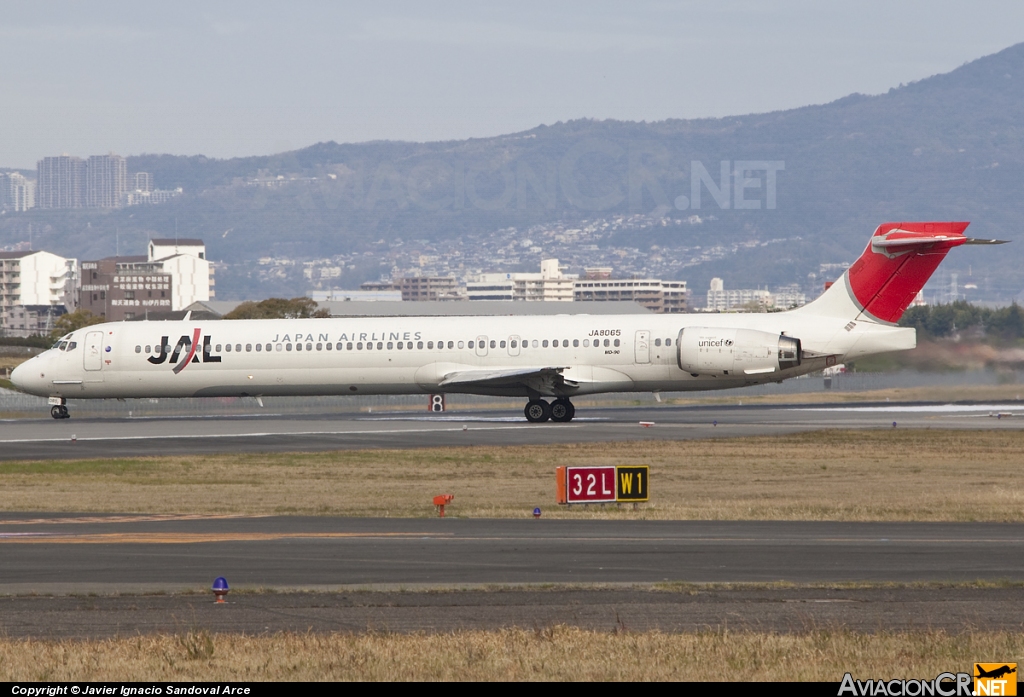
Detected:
[
  {"left": 84, "top": 331, "right": 103, "bottom": 371},
  {"left": 476, "top": 336, "right": 488, "bottom": 357},
  {"left": 508, "top": 335, "right": 521, "bottom": 357},
  {"left": 635, "top": 330, "right": 651, "bottom": 364}
]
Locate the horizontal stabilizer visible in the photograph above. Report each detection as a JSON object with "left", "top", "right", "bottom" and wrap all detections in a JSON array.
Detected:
[{"left": 963, "top": 238, "right": 1009, "bottom": 245}]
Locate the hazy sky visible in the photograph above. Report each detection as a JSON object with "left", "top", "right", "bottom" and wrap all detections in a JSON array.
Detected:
[{"left": 2, "top": 1, "right": 1023, "bottom": 168}]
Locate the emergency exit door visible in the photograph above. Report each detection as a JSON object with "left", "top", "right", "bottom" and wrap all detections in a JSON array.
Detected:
[{"left": 635, "top": 330, "right": 650, "bottom": 364}]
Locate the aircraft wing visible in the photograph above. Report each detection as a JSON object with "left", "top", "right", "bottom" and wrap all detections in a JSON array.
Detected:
[{"left": 438, "top": 366, "right": 575, "bottom": 392}]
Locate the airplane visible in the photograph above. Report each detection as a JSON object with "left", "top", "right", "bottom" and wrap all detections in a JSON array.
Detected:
[
  {"left": 12, "top": 221, "right": 1005, "bottom": 421},
  {"left": 976, "top": 665, "right": 1017, "bottom": 680}
]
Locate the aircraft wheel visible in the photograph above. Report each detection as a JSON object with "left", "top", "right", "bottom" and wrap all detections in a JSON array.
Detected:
[
  {"left": 59, "top": 405, "right": 70, "bottom": 419},
  {"left": 50, "top": 406, "right": 63, "bottom": 420},
  {"left": 551, "top": 399, "right": 574, "bottom": 422},
  {"left": 524, "top": 399, "right": 551, "bottom": 423}
]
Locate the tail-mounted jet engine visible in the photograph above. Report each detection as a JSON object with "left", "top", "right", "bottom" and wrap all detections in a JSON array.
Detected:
[{"left": 677, "top": 327, "right": 801, "bottom": 377}]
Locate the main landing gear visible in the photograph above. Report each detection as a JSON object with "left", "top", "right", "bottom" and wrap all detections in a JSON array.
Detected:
[
  {"left": 50, "top": 404, "right": 70, "bottom": 420},
  {"left": 524, "top": 398, "right": 575, "bottom": 423}
]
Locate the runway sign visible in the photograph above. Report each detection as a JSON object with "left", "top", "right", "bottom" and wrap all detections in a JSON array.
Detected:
[
  {"left": 565, "top": 466, "right": 617, "bottom": 503},
  {"left": 616, "top": 466, "right": 649, "bottom": 502},
  {"left": 556, "top": 465, "right": 650, "bottom": 504},
  {"left": 428, "top": 394, "right": 445, "bottom": 412}
]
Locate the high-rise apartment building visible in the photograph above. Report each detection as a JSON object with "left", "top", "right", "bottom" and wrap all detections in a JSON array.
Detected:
[
  {"left": 0, "top": 173, "right": 35, "bottom": 212},
  {"left": 36, "top": 155, "right": 85, "bottom": 209},
  {"left": 85, "top": 154, "right": 127, "bottom": 208}
]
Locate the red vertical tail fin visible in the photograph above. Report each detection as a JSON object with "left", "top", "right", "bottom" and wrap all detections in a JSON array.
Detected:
[{"left": 845, "top": 221, "right": 970, "bottom": 323}]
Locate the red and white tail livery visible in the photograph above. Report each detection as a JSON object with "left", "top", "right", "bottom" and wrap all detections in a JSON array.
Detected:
[{"left": 14, "top": 221, "right": 1005, "bottom": 421}]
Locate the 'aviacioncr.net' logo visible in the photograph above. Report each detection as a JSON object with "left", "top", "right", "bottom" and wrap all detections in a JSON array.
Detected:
[{"left": 975, "top": 664, "right": 1017, "bottom": 696}]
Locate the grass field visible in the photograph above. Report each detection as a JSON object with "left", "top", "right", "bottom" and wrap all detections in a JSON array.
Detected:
[
  {"left": 2, "top": 627, "right": 1020, "bottom": 681},
  {"left": 1, "top": 429, "right": 1023, "bottom": 521}
]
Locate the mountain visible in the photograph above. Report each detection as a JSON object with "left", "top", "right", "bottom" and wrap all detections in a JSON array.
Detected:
[{"left": 2, "top": 42, "right": 1022, "bottom": 301}]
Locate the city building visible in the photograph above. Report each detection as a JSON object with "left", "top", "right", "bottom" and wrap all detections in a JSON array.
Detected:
[
  {"left": 467, "top": 259, "right": 575, "bottom": 302},
  {"left": 705, "top": 278, "right": 807, "bottom": 312},
  {"left": 395, "top": 276, "right": 463, "bottom": 301},
  {"left": 0, "top": 173, "right": 35, "bottom": 212},
  {"left": 85, "top": 154, "right": 127, "bottom": 208},
  {"left": 79, "top": 239, "right": 213, "bottom": 321},
  {"left": 0, "top": 251, "right": 78, "bottom": 336},
  {"left": 4, "top": 305, "right": 66, "bottom": 337},
  {"left": 36, "top": 155, "right": 85, "bottom": 209},
  {"left": 132, "top": 172, "right": 153, "bottom": 192},
  {"left": 310, "top": 288, "right": 403, "bottom": 302},
  {"left": 574, "top": 279, "right": 688, "bottom": 313}
]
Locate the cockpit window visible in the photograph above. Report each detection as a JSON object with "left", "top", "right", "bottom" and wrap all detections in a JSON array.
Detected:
[
  {"left": 57, "top": 341, "right": 68, "bottom": 351},
  {"left": 66, "top": 341, "right": 77, "bottom": 351}
]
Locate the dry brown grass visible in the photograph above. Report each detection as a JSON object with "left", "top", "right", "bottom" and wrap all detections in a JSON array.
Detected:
[
  {"left": 1, "top": 430, "right": 1023, "bottom": 521},
  {"left": 1, "top": 627, "right": 1021, "bottom": 681}
]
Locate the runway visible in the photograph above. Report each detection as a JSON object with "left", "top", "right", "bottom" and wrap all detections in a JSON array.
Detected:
[
  {"left": 3, "top": 515, "right": 1023, "bottom": 637},
  {"left": 2, "top": 401, "right": 1022, "bottom": 460},
  {"left": 3, "top": 515, "right": 1023, "bottom": 592}
]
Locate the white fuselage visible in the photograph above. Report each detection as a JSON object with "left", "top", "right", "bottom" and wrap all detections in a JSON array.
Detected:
[{"left": 14, "top": 302, "right": 915, "bottom": 401}]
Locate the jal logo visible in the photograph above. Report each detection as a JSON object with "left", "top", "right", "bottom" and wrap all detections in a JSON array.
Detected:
[{"left": 147, "top": 330, "right": 221, "bottom": 374}]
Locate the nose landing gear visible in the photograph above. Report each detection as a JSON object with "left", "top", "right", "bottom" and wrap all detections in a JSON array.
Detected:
[
  {"left": 50, "top": 404, "right": 70, "bottom": 420},
  {"left": 524, "top": 398, "right": 575, "bottom": 423}
]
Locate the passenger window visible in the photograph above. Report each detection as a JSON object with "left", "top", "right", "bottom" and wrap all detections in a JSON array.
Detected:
[
  {"left": 272, "top": 344, "right": 278, "bottom": 352},
  {"left": 500, "top": 340, "right": 506, "bottom": 348},
  {"left": 226, "top": 344, "right": 233, "bottom": 352},
  {"left": 447, "top": 341, "right": 454, "bottom": 349},
  {"left": 427, "top": 341, "right": 434, "bottom": 349},
  {"left": 246, "top": 344, "right": 252, "bottom": 352},
  {"left": 583, "top": 339, "right": 589, "bottom": 347},
  {"left": 604, "top": 339, "right": 609, "bottom": 347},
  {"left": 562, "top": 340, "right": 569, "bottom": 348},
  {"left": 135, "top": 345, "right": 141, "bottom": 353},
  {"left": 357, "top": 342, "right": 363, "bottom": 350},
  {"left": 573, "top": 339, "right": 579, "bottom": 347},
  {"left": 666, "top": 338, "right": 672, "bottom": 347},
  {"left": 286, "top": 343, "right": 293, "bottom": 351},
  {"left": 542, "top": 340, "right": 548, "bottom": 348},
  {"left": 532, "top": 340, "right": 538, "bottom": 348},
  {"left": 468, "top": 340, "right": 474, "bottom": 349},
  {"left": 145, "top": 345, "right": 151, "bottom": 353},
  {"left": 614, "top": 339, "right": 620, "bottom": 347},
  {"left": 346, "top": 343, "right": 352, "bottom": 350},
  {"left": 216, "top": 344, "right": 222, "bottom": 352},
  {"left": 256, "top": 344, "right": 262, "bottom": 352},
  {"left": 458, "top": 341, "right": 464, "bottom": 349},
  {"left": 387, "top": 342, "right": 393, "bottom": 350},
  {"left": 655, "top": 338, "right": 661, "bottom": 347},
  {"left": 296, "top": 343, "right": 302, "bottom": 351},
  {"left": 376, "top": 342, "right": 383, "bottom": 350},
  {"left": 510, "top": 340, "right": 517, "bottom": 348},
  {"left": 239, "top": 344, "right": 244, "bottom": 352},
  {"left": 489, "top": 340, "right": 496, "bottom": 349},
  {"left": 417, "top": 341, "right": 423, "bottom": 349}
]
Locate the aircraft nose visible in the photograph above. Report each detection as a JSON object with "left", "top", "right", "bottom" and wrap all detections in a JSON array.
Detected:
[{"left": 10, "top": 359, "right": 43, "bottom": 395}]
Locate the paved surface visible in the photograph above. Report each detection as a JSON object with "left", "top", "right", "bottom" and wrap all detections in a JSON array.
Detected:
[
  {"left": 2, "top": 515, "right": 1023, "bottom": 637},
  {"left": 2, "top": 586, "right": 1022, "bottom": 639},
  {"left": 2, "top": 401, "right": 1022, "bottom": 460},
  {"left": 2, "top": 516, "right": 1023, "bottom": 593}
]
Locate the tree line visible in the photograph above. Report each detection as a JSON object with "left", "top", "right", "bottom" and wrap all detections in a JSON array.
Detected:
[{"left": 899, "top": 301, "right": 1024, "bottom": 341}]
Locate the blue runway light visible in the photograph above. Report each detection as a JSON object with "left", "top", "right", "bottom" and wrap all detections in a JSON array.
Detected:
[{"left": 212, "top": 576, "right": 229, "bottom": 603}]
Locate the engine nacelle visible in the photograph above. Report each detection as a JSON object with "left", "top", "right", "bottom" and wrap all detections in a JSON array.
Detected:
[{"left": 677, "top": 327, "right": 801, "bottom": 377}]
